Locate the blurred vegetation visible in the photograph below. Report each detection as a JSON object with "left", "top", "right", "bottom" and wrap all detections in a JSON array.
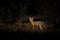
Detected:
[
  {"left": 0, "top": 21, "right": 54, "bottom": 32},
  {"left": 0, "top": 0, "right": 60, "bottom": 32},
  {"left": 0, "top": 0, "right": 59, "bottom": 22}
]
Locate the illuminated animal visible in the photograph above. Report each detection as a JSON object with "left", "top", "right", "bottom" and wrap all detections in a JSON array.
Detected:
[{"left": 29, "top": 17, "right": 46, "bottom": 30}]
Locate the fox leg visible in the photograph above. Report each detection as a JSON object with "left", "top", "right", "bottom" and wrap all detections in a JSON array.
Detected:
[
  {"left": 39, "top": 24, "right": 43, "bottom": 30},
  {"left": 32, "top": 25, "right": 34, "bottom": 31}
]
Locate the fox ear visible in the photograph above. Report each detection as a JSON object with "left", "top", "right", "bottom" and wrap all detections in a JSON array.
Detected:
[
  {"left": 29, "top": 16, "right": 33, "bottom": 20},
  {"left": 31, "top": 17, "right": 33, "bottom": 20}
]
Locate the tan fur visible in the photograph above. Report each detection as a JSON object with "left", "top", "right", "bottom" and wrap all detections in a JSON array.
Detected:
[{"left": 29, "top": 17, "right": 44, "bottom": 30}]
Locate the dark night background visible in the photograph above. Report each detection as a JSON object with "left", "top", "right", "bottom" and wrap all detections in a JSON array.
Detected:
[
  {"left": 0, "top": 0, "right": 60, "bottom": 39},
  {"left": 0, "top": 0, "right": 60, "bottom": 28}
]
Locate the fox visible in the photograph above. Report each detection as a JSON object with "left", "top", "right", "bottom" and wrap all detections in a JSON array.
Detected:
[{"left": 29, "top": 16, "right": 46, "bottom": 30}]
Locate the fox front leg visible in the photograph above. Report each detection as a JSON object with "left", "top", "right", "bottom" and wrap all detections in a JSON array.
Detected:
[{"left": 32, "top": 25, "right": 34, "bottom": 31}]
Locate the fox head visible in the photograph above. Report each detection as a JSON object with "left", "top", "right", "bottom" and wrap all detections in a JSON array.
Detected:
[
  {"left": 29, "top": 16, "right": 34, "bottom": 26},
  {"left": 29, "top": 16, "right": 33, "bottom": 21}
]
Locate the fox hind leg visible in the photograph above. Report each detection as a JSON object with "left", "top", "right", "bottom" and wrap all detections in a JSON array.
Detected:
[{"left": 39, "top": 24, "right": 43, "bottom": 30}]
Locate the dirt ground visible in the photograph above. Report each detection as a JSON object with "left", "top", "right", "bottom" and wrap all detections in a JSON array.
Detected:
[{"left": 0, "top": 21, "right": 55, "bottom": 33}]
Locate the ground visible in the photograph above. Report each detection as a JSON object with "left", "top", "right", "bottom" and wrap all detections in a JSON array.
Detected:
[{"left": 0, "top": 21, "right": 55, "bottom": 33}]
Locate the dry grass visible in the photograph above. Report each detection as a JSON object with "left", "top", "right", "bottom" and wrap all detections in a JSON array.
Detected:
[{"left": 0, "top": 21, "right": 54, "bottom": 33}]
